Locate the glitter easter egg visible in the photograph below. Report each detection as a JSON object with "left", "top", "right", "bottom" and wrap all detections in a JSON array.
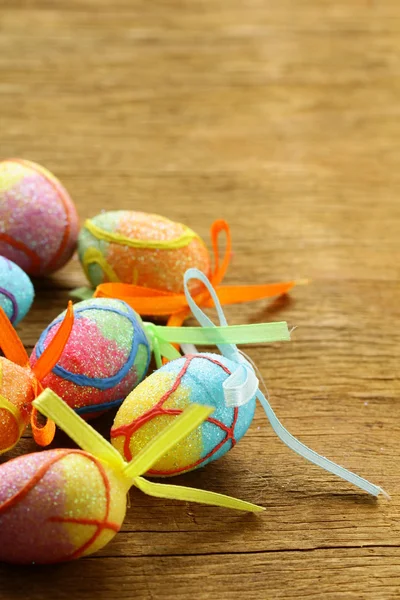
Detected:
[
  {"left": 0, "top": 159, "right": 79, "bottom": 276},
  {"left": 78, "top": 210, "right": 210, "bottom": 294},
  {"left": 0, "top": 358, "right": 35, "bottom": 453},
  {"left": 29, "top": 298, "right": 151, "bottom": 417},
  {"left": 111, "top": 353, "right": 257, "bottom": 475},
  {"left": 0, "top": 449, "right": 127, "bottom": 564},
  {"left": 0, "top": 255, "right": 34, "bottom": 324}
]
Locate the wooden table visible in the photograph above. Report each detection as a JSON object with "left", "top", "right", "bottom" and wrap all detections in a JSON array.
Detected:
[{"left": 1, "top": 1, "right": 399, "bottom": 598}]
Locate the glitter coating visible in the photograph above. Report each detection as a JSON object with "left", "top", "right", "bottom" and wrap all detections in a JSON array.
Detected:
[
  {"left": 0, "top": 358, "right": 35, "bottom": 452},
  {"left": 0, "top": 449, "right": 127, "bottom": 564},
  {"left": 0, "top": 256, "right": 34, "bottom": 324},
  {"left": 29, "top": 298, "right": 151, "bottom": 416},
  {"left": 111, "top": 353, "right": 257, "bottom": 476},
  {"left": 78, "top": 210, "right": 211, "bottom": 294},
  {"left": 0, "top": 159, "right": 79, "bottom": 275}
]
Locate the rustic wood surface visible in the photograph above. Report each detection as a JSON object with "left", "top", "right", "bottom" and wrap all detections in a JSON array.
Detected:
[{"left": 1, "top": 1, "right": 400, "bottom": 598}]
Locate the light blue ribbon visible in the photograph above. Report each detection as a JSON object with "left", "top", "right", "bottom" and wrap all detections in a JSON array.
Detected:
[{"left": 183, "top": 268, "right": 386, "bottom": 498}]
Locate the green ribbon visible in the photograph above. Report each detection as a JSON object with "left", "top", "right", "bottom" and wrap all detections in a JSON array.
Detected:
[{"left": 143, "top": 321, "right": 290, "bottom": 369}]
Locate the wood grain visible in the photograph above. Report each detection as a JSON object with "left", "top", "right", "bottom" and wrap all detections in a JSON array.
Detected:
[{"left": 1, "top": 0, "right": 400, "bottom": 598}]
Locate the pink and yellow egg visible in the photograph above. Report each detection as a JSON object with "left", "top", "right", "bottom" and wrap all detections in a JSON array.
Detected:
[
  {"left": 0, "top": 159, "right": 79, "bottom": 276},
  {"left": 0, "top": 449, "right": 127, "bottom": 564}
]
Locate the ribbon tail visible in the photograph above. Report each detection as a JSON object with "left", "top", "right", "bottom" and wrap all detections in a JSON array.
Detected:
[
  {"left": 166, "top": 309, "right": 191, "bottom": 328},
  {"left": 210, "top": 219, "right": 232, "bottom": 286},
  {"left": 32, "top": 301, "right": 74, "bottom": 382},
  {"left": 33, "top": 389, "right": 125, "bottom": 469},
  {"left": 205, "top": 281, "right": 300, "bottom": 306},
  {"left": 30, "top": 407, "right": 56, "bottom": 447},
  {"left": 0, "top": 307, "right": 29, "bottom": 366},
  {"left": 133, "top": 476, "right": 264, "bottom": 512},
  {"left": 94, "top": 283, "right": 189, "bottom": 316},
  {"left": 165, "top": 309, "right": 191, "bottom": 360},
  {"left": 123, "top": 404, "right": 213, "bottom": 480},
  {"left": 150, "top": 322, "right": 290, "bottom": 346},
  {"left": 257, "top": 390, "right": 387, "bottom": 497}
]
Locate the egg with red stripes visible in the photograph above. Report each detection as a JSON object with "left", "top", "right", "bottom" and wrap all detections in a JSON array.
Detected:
[
  {"left": 0, "top": 255, "right": 34, "bottom": 324},
  {"left": 29, "top": 298, "right": 151, "bottom": 417},
  {"left": 0, "top": 159, "right": 79, "bottom": 276},
  {"left": 111, "top": 353, "right": 257, "bottom": 475},
  {"left": 0, "top": 449, "right": 127, "bottom": 564}
]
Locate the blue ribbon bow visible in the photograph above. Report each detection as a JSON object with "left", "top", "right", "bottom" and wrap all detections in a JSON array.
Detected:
[{"left": 183, "top": 268, "right": 386, "bottom": 498}]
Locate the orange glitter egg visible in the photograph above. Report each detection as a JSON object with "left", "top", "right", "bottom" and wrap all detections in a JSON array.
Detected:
[
  {"left": 0, "top": 358, "right": 35, "bottom": 453},
  {"left": 77, "top": 211, "right": 211, "bottom": 294}
]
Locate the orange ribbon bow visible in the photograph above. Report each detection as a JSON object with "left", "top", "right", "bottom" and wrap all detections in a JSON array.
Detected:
[
  {"left": 93, "top": 220, "right": 300, "bottom": 327},
  {"left": 0, "top": 302, "right": 74, "bottom": 447}
]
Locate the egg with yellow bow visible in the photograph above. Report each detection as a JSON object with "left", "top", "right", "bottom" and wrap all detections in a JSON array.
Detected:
[{"left": 0, "top": 391, "right": 261, "bottom": 565}]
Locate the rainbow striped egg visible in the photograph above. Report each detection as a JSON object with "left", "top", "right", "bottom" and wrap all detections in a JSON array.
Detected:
[
  {"left": 0, "top": 159, "right": 79, "bottom": 276},
  {"left": 0, "top": 256, "right": 34, "bottom": 324},
  {"left": 0, "top": 449, "right": 127, "bottom": 564},
  {"left": 78, "top": 210, "right": 210, "bottom": 294},
  {"left": 29, "top": 298, "right": 151, "bottom": 417},
  {"left": 111, "top": 353, "right": 257, "bottom": 475}
]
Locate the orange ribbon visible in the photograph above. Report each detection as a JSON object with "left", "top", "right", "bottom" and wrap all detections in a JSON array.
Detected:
[
  {"left": 0, "top": 302, "right": 74, "bottom": 447},
  {"left": 94, "top": 220, "right": 299, "bottom": 327}
]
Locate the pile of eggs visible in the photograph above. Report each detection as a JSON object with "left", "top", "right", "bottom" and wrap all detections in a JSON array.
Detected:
[{"left": 0, "top": 156, "right": 312, "bottom": 566}]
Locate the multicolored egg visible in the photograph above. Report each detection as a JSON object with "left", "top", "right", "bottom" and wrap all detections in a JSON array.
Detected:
[
  {"left": 0, "top": 256, "right": 34, "bottom": 324},
  {"left": 0, "top": 159, "right": 79, "bottom": 275},
  {"left": 78, "top": 210, "right": 210, "bottom": 294},
  {"left": 111, "top": 353, "right": 257, "bottom": 475},
  {"left": 29, "top": 298, "right": 151, "bottom": 417},
  {"left": 0, "top": 449, "right": 127, "bottom": 564}
]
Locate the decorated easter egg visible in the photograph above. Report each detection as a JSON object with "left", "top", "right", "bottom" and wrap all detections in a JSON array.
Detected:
[
  {"left": 78, "top": 210, "right": 210, "bottom": 294},
  {"left": 111, "top": 353, "right": 257, "bottom": 475},
  {"left": 0, "top": 449, "right": 127, "bottom": 564},
  {"left": 0, "top": 357, "right": 35, "bottom": 453},
  {"left": 0, "top": 256, "right": 34, "bottom": 324},
  {"left": 0, "top": 159, "right": 79, "bottom": 275},
  {"left": 29, "top": 298, "right": 151, "bottom": 417}
]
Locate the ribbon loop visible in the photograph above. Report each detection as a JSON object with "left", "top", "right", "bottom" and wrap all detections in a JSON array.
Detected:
[
  {"left": 183, "top": 268, "right": 237, "bottom": 363},
  {"left": 181, "top": 268, "right": 385, "bottom": 498},
  {"left": 183, "top": 268, "right": 263, "bottom": 408}
]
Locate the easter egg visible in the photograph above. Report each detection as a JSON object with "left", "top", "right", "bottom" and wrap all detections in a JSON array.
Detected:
[
  {"left": 0, "top": 357, "right": 34, "bottom": 453},
  {"left": 0, "top": 256, "right": 34, "bottom": 324},
  {"left": 0, "top": 158, "right": 79, "bottom": 276},
  {"left": 111, "top": 353, "right": 257, "bottom": 475},
  {"left": 78, "top": 210, "right": 210, "bottom": 294},
  {"left": 29, "top": 298, "right": 151, "bottom": 417},
  {"left": 0, "top": 449, "right": 127, "bottom": 564}
]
